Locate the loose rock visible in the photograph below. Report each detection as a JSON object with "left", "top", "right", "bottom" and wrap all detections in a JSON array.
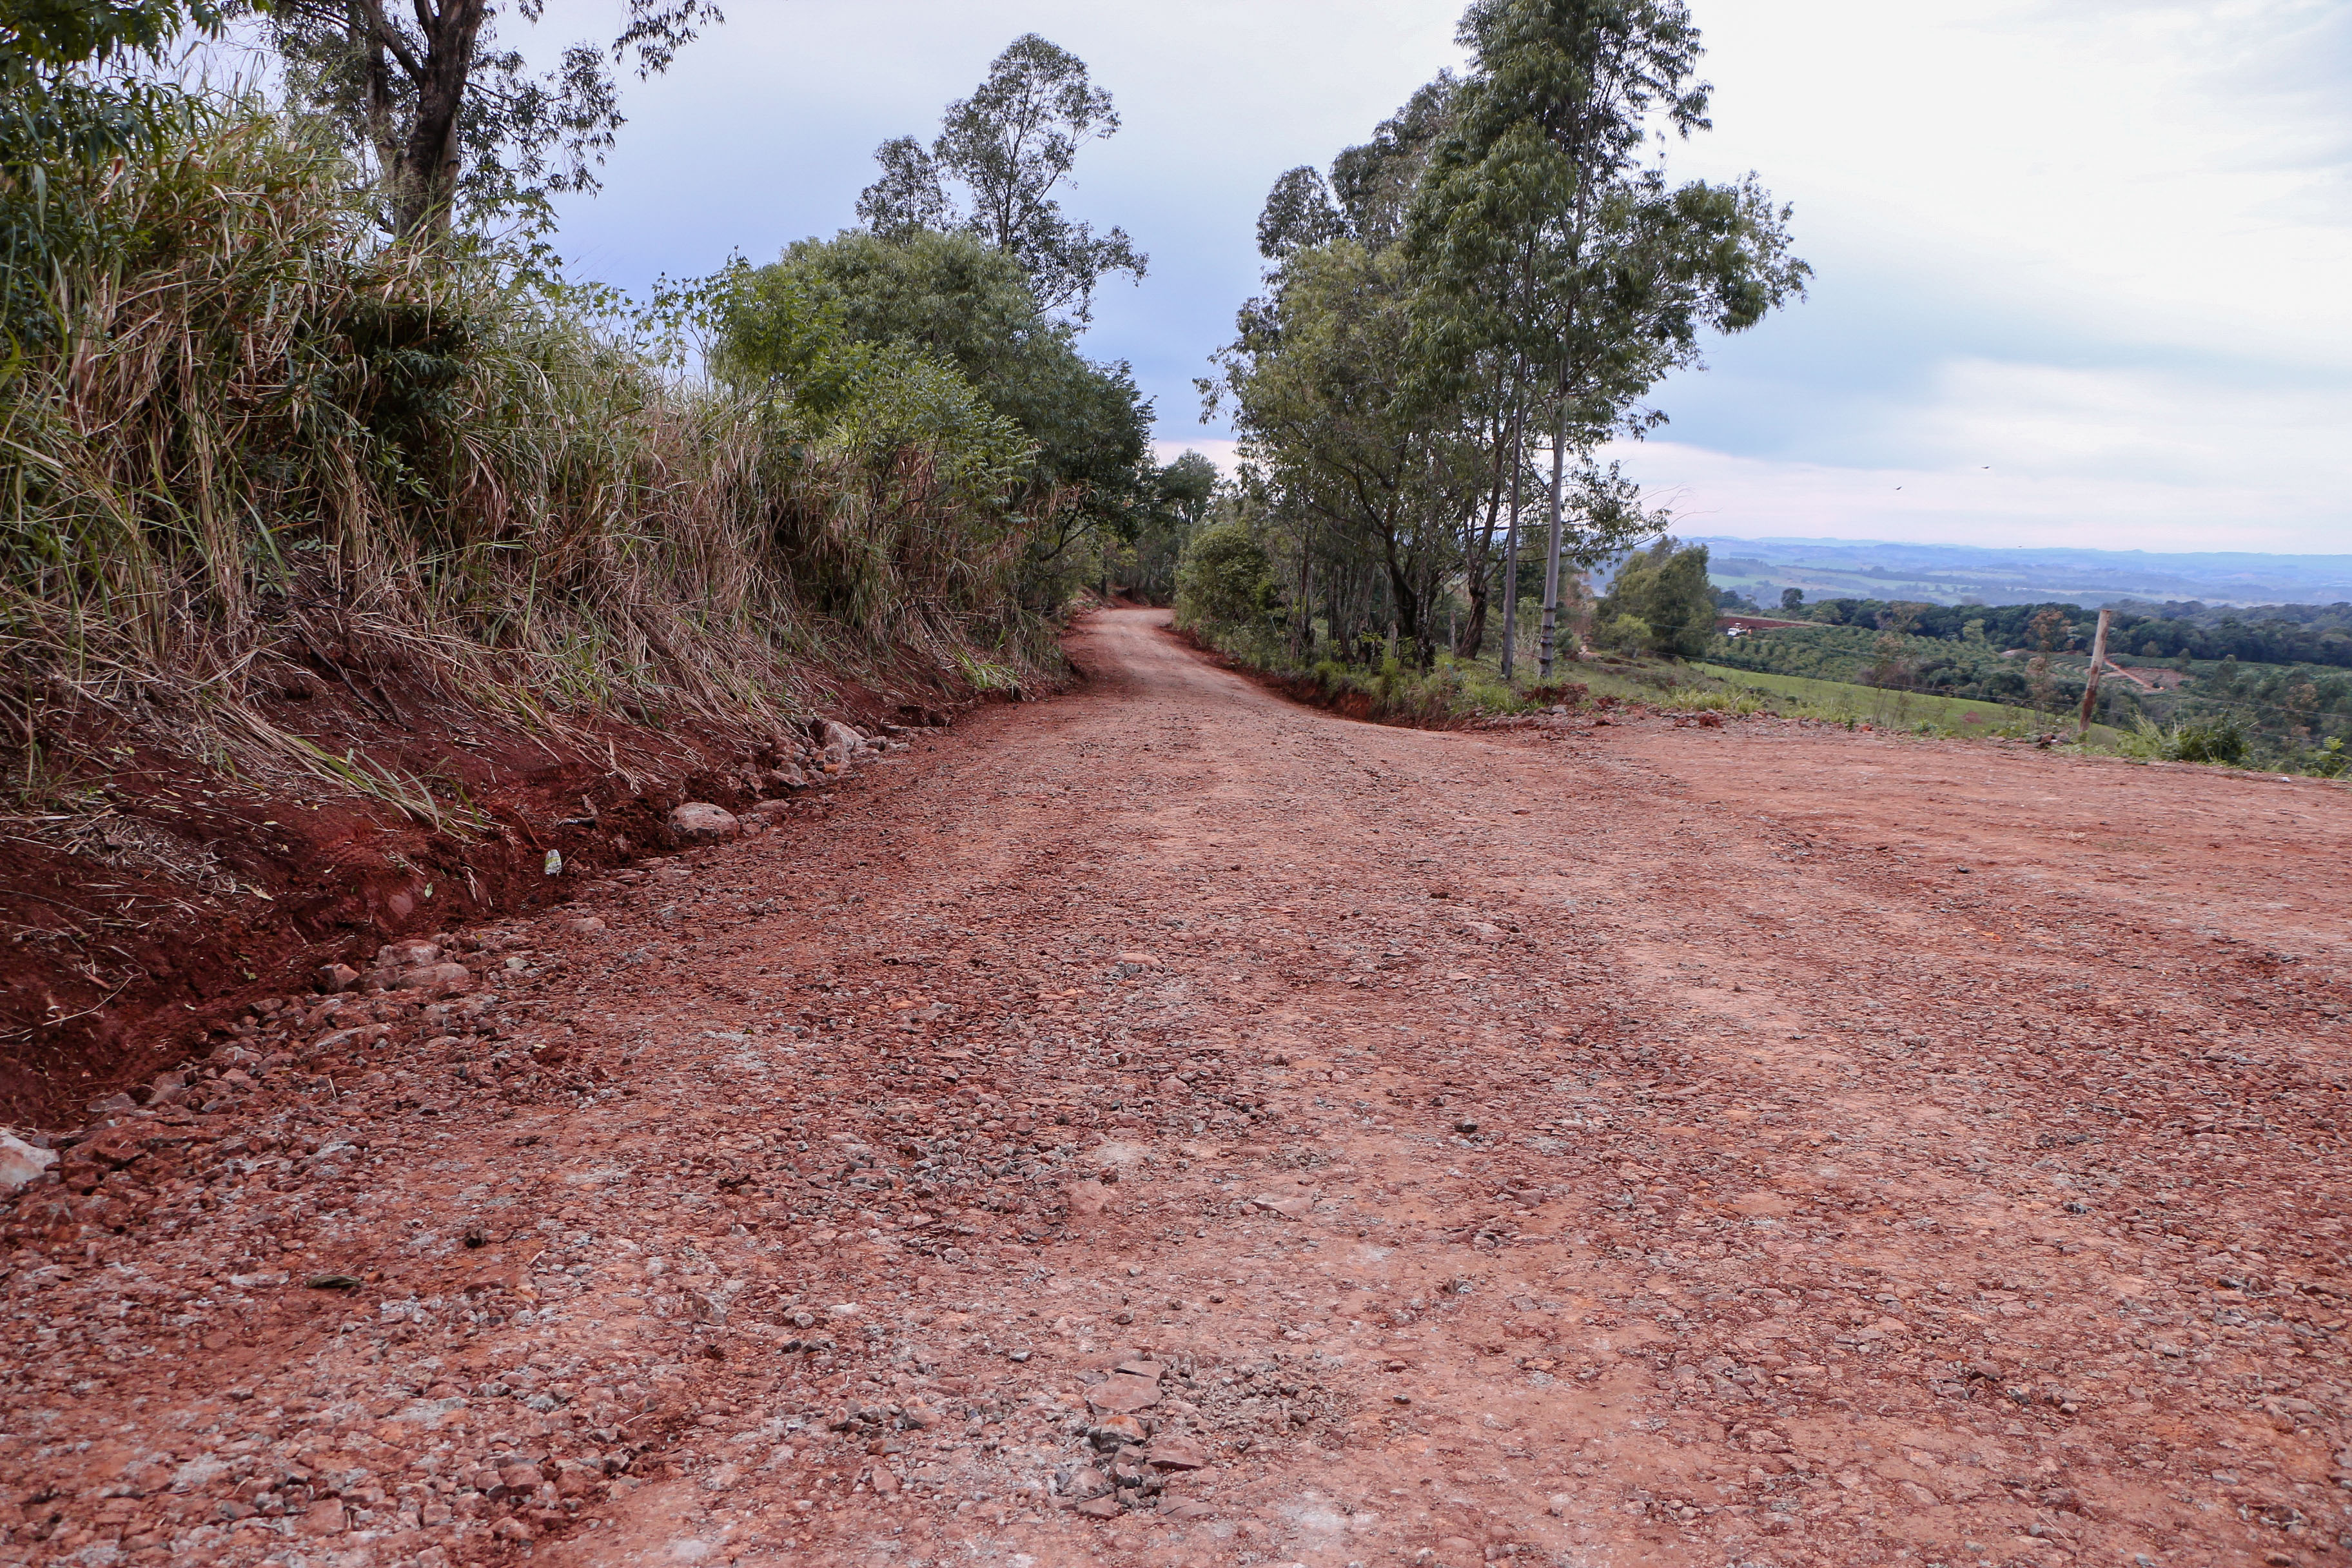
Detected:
[
  {"left": 667, "top": 801, "right": 741, "bottom": 845},
  {"left": 0, "top": 1132, "right": 54, "bottom": 1192}
]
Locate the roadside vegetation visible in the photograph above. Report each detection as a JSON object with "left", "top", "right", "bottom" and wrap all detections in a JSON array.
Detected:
[
  {"left": 1709, "top": 596, "right": 2349, "bottom": 776},
  {"left": 0, "top": 10, "right": 1199, "bottom": 811}
]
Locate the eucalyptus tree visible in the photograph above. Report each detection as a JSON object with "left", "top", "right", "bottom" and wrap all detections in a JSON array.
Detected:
[
  {"left": 858, "top": 34, "right": 1146, "bottom": 325},
  {"left": 1256, "top": 77, "right": 1453, "bottom": 259},
  {"left": 1407, "top": 0, "right": 1808, "bottom": 675},
  {"left": 1234, "top": 78, "right": 1490, "bottom": 661},
  {"left": 250, "top": 0, "right": 723, "bottom": 242},
  {"left": 1206, "top": 239, "right": 1480, "bottom": 657}
]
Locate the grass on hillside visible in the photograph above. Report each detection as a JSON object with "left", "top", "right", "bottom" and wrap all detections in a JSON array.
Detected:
[
  {"left": 1184, "top": 616, "right": 2141, "bottom": 745},
  {"left": 1, "top": 107, "right": 1065, "bottom": 816}
]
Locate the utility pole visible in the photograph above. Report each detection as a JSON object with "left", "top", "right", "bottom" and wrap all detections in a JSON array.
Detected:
[
  {"left": 2076, "top": 607, "right": 2112, "bottom": 739},
  {"left": 1537, "top": 398, "right": 1567, "bottom": 680}
]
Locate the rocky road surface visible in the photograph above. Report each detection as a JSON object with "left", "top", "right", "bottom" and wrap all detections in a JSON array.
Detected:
[{"left": 5, "top": 606, "right": 2351, "bottom": 1568}]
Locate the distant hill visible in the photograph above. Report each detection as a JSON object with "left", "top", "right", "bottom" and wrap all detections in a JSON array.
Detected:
[{"left": 1691, "top": 537, "right": 2352, "bottom": 609}]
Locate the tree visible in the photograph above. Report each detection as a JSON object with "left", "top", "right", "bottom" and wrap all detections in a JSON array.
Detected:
[
  {"left": 1, "top": 1, "right": 230, "bottom": 336},
  {"left": 1406, "top": 0, "right": 1808, "bottom": 676},
  {"left": 1114, "top": 451, "right": 1219, "bottom": 602},
  {"left": 858, "top": 34, "right": 1145, "bottom": 324},
  {"left": 714, "top": 228, "right": 1155, "bottom": 609},
  {"left": 1595, "top": 536, "right": 1714, "bottom": 657},
  {"left": 1256, "top": 165, "right": 1346, "bottom": 259},
  {"left": 1206, "top": 240, "right": 1473, "bottom": 656},
  {"left": 1176, "top": 521, "right": 1277, "bottom": 627},
  {"left": 1, "top": 0, "right": 219, "bottom": 69},
  {"left": 1780, "top": 585, "right": 1805, "bottom": 612},
  {"left": 250, "top": 0, "right": 723, "bottom": 242},
  {"left": 1255, "top": 77, "right": 1454, "bottom": 260}
]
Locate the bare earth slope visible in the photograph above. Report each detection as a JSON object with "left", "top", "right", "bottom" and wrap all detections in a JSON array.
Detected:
[{"left": 6, "top": 606, "right": 2349, "bottom": 1568}]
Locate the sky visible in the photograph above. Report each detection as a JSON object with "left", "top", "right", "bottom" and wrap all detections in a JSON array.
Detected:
[{"left": 507, "top": 0, "right": 2351, "bottom": 554}]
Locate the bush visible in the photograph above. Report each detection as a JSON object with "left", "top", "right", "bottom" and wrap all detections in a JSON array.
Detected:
[
  {"left": 1596, "top": 538, "right": 1716, "bottom": 658},
  {"left": 2171, "top": 718, "right": 2249, "bottom": 765},
  {"left": 0, "top": 106, "right": 1080, "bottom": 801},
  {"left": 1175, "top": 522, "right": 1279, "bottom": 627}
]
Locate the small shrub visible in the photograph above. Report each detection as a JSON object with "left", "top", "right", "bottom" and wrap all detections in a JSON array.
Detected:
[{"left": 2170, "top": 718, "right": 2249, "bottom": 765}]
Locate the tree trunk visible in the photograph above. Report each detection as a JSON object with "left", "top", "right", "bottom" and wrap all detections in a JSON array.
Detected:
[
  {"left": 1378, "top": 520, "right": 1424, "bottom": 655},
  {"left": 1290, "top": 531, "right": 1313, "bottom": 660},
  {"left": 392, "top": 0, "right": 489, "bottom": 242},
  {"left": 357, "top": 8, "right": 399, "bottom": 180},
  {"left": 1537, "top": 394, "right": 1568, "bottom": 679},
  {"left": 1498, "top": 415, "right": 1527, "bottom": 679},
  {"left": 1471, "top": 389, "right": 1528, "bottom": 663}
]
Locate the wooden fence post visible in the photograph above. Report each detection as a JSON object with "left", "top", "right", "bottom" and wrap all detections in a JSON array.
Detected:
[{"left": 2077, "top": 607, "right": 2112, "bottom": 739}]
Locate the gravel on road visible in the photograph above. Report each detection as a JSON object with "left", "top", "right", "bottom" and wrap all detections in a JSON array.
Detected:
[{"left": 5, "top": 606, "right": 2349, "bottom": 1568}]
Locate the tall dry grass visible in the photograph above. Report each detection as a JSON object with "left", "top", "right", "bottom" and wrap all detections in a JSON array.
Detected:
[{"left": 0, "top": 106, "right": 1051, "bottom": 804}]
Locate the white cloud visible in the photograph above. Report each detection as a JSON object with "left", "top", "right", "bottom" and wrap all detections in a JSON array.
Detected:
[
  {"left": 1606, "top": 438, "right": 2338, "bottom": 554},
  {"left": 496, "top": 1, "right": 2349, "bottom": 553},
  {"left": 1152, "top": 438, "right": 1243, "bottom": 475}
]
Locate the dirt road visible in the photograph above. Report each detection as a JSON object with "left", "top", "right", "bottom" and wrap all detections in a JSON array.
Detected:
[{"left": 6, "top": 606, "right": 2350, "bottom": 1568}]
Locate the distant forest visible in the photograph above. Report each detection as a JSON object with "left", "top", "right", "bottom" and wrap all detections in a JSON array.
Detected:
[
  {"left": 1719, "top": 593, "right": 2352, "bottom": 671},
  {"left": 1707, "top": 589, "right": 2351, "bottom": 762}
]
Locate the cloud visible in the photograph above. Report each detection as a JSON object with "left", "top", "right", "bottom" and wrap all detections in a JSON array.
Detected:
[
  {"left": 501, "top": 1, "right": 2347, "bottom": 551},
  {"left": 1605, "top": 436, "right": 2342, "bottom": 555},
  {"left": 1152, "top": 438, "right": 1243, "bottom": 475}
]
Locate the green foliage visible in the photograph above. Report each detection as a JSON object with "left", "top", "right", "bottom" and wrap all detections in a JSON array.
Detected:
[
  {"left": 1219, "top": 0, "right": 1805, "bottom": 681},
  {"left": 2169, "top": 717, "right": 2249, "bottom": 765},
  {"left": 0, "top": 103, "right": 1085, "bottom": 807},
  {"left": 1258, "top": 77, "right": 1457, "bottom": 260},
  {"left": 1207, "top": 239, "right": 1467, "bottom": 651},
  {"left": 1175, "top": 522, "right": 1279, "bottom": 627},
  {"left": 1, "top": 0, "right": 219, "bottom": 69},
  {"left": 712, "top": 226, "right": 1155, "bottom": 609},
  {"left": 1404, "top": 0, "right": 1808, "bottom": 444},
  {"left": 251, "top": 0, "right": 722, "bottom": 240},
  {"left": 1781, "top": 594, "right": 2352, "bottom": 670},
  {"left": 1111, "top": 450, "right": 1217, "bottom": 603},
  {"left": 856, "top": 34, "right": 1144, "bottom": 324},
  {"left": 1596, "top": 538, "right": 1714, "bottom": 657},
  {"left": 0, "top": 0, "right": 223, "bottom": 342}
]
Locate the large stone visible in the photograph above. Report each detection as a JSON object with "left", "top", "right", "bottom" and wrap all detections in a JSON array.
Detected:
[
  {"left": 1090, "top": 1414, "right": 1148, "bottom": 1447},
  {"left": 0, "top": 1133, "right": 55, "bottom": 1193},
  {"left": 818, "top": 720, "right": 865, "bottom": 763},
  {"left": 392, "top": 963, "right": 473, "bottom": 999},
  {"left": 667, "top": 802, "right": 740, "bottom": 845},
  {"left": 1084, "top": 1374, "right": 1162, "bottom": 1415},
  {"left": 1251, "top": 1193, "right": 1315, "bottom": 1220},
  {"left": 1061, "top": 1466, "right": 1113, "bottom": 1500},
  {"left": 1146, "top": 1436, "right": 1210, "bottom": 1471}
]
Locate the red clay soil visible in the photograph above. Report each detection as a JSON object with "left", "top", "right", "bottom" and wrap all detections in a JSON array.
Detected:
[
  {"left": 0, "top": 644, "right": 968, "bottom": 1128},
  {"left": 4, "top": 606, "right": 2349, "bottom": 1568}
]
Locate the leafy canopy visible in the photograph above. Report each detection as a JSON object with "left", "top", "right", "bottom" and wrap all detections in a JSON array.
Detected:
[
  {"left": 248, "top": 1, "right": 723, "bottom": 240},
  {"left": 1597, "top": 537, "right": 1716, "bottom": 657},
  {"left": 1406, "top": 0, "right": 1808, "bottom": 438},
  {"left": 712, "top": 228, "right": 1158, "bottom": 605},
  {"left": 857, "top": 34, "right": 1145, "bottom": 324}
]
